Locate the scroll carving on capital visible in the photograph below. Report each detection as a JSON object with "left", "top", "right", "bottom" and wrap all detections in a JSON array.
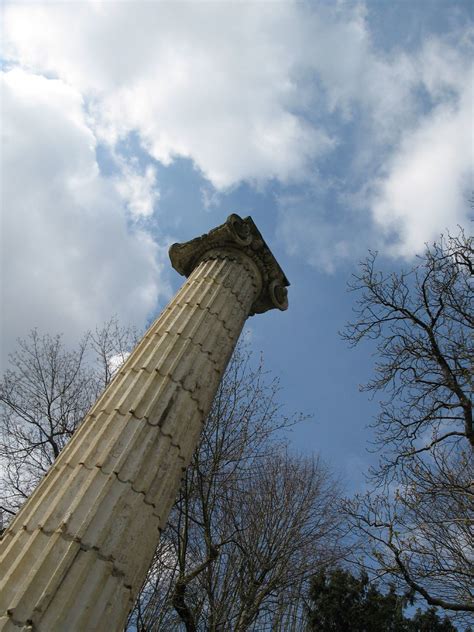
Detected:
[{"left": 169, "top": 214, "right": 290, "bottom": 315}]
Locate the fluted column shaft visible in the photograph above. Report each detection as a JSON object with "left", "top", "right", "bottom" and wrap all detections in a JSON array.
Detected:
[{"left": 0, "top": 249, "right": 262, "bottom": 631}]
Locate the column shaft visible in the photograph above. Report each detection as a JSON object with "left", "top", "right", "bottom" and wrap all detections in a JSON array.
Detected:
[{"left": 0, "top": 251, "right": 260, "bottom": 631}]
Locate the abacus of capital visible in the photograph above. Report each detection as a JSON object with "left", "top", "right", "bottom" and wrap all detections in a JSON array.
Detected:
[{"left": 0, "top": 214, "right": 289, "bottom": 632}]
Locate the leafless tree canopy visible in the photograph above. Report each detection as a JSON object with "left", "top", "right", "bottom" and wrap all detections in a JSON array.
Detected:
[
  {"left": 0, "top": 325, "right": 346, "bottom": 630},
  {"left": 0, "top": 317, "right": 138, "bottom": 521},
  {"left": 342, "top": 230, "right": 473, "bottom": 623},
  {"left": 129, "top": 346, "right": 346, "bottom": 631}
]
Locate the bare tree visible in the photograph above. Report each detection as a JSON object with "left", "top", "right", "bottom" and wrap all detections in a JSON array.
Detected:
[
  {"left": 0, "top": 317, "right": 138, "bottom": 521},
  {"left": 128, "top": 346, "right": 346, "bottom": 631},
  {"left": 222, "top": 452, "right": 343, "bottom": 631},
  {"left": 1, "top": 326, "right": 346, "bottom": 627},
  {"left": 342, "top": 230, "right": 473, "bottom": 622},
  {"left": 89, "top": 316, "right": 139, "bottom": 390}
]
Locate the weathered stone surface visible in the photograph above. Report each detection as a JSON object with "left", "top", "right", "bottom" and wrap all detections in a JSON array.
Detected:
[{"left": 0, "top": 214, "right": 289, "bottom": 631}]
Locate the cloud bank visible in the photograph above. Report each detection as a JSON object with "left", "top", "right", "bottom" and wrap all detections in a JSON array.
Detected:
[
  {"left": 4, "top": 3, "right": 336, "bottom": 187},
  {"left": 1, "top": 1, "right": 472, "bottom": 356},
  {"left": 1, "top": 68, "right": 167, "bottom": 364}
]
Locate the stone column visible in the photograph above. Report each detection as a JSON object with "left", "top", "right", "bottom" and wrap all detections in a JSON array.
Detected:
[{"left": 0, "top": 214, "right": 289, "bottom": 632}]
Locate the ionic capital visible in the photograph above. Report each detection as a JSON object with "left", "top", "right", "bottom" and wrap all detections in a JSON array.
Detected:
[{"left": 169, "top": 214, "right": 289, "bottom": 314}]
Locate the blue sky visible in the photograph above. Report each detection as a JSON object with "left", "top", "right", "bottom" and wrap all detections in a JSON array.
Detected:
[{"left": 1, "top": 0, "right": 472, "bottom": 493}]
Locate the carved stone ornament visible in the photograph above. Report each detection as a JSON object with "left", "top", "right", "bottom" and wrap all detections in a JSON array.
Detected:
[{"left": 169, "top": 214, "right": 290, "bottom": 314}]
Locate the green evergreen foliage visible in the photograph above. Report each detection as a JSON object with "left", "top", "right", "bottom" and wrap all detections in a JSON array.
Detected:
[{"left": 307, "top": 569, "right": 458, "bottom": 632}]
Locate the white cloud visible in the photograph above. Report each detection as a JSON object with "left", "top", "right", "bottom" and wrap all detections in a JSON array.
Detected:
[
  {"left": 371, "top": 96, "right": 472, "bottom": 257},
  {"left": 371, "top": 39, "right": 473, "bottom": 257},
  {"left": 2, "top": 1, "right": 472, "bottom": 272},
  {"left": 275, "top": 24, "right": 472, "bottom": 264},
  {"left": 115, "top": 162, "right": 159, "bottom": 219},
  {"left": 0, "top": 69, "right": 168, "bottom": 367},
  {"left": 302, "top": 5, "right": 419, "bottom": 140},
  {"left": 3, "top": 2, "right": 336, "bottom": 189}
]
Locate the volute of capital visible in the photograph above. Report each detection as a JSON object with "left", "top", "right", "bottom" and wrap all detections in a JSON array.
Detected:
[{"left": 169, "top": 214, "right": 290, "bottom": 314}]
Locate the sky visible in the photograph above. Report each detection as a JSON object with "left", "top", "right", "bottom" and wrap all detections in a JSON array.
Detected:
[{"left": 1, "top": 0, "right": 473, "bottom": 494}]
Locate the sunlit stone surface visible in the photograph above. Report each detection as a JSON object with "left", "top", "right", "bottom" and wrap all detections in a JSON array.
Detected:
[{"left": 0, "top": 214, "right": 289, "bottom": 631}]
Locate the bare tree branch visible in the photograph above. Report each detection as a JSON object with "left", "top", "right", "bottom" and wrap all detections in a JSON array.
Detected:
[{"left": 343, "top": 230, "right": 474, "bottom": 623}]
